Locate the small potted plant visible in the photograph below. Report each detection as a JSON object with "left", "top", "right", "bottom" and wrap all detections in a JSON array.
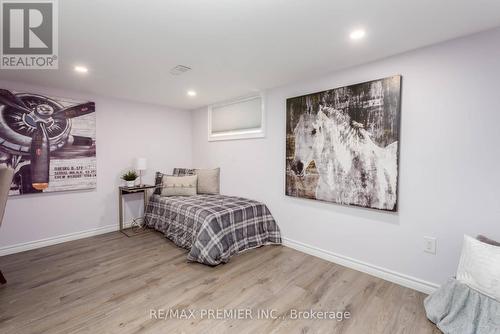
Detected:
[{"left": 121, "top": 170, "right": 138, "bottom": 187}]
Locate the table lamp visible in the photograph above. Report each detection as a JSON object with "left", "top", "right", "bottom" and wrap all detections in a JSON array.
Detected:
[{"left": 135, "top": 158, "right": 147, "bottom": 186}]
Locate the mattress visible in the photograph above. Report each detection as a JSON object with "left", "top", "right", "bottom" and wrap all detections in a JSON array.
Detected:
[{"left": 144, "top": 194, "right": 282, "bottom": 265}]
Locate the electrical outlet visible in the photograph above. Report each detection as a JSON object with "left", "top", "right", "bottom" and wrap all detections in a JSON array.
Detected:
[{"left": 424, "top": 236, "right": 437, "bottom": 254}]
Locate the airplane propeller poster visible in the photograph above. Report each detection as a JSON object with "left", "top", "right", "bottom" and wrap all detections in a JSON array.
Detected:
[{"left": 0, "top": 89, "right": 96, "bottom": 195}]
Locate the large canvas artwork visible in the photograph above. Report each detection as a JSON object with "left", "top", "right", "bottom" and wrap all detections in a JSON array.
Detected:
[
  {"left": 286, "top": 76, "right": 401, "bottom": 211},
  {"left": 0, "top": 89, "right": 96, "bottom": 195}
]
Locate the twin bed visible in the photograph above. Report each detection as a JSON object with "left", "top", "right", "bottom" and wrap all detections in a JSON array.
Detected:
[{"left": 143, "top": 172, "right": 281, "bottom": 265}]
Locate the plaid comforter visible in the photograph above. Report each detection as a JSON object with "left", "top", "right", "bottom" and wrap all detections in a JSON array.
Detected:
[{"left": 144, "top": 194, "right": 282, "bottom": 265}]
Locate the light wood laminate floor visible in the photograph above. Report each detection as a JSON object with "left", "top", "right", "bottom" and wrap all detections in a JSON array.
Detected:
[{"left": 0, "top": 231, "right": 440, "bottom": 334}]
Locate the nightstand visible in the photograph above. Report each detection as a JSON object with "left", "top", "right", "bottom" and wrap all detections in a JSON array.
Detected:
[{"left": 118, "top": 184, "right": 156, "bottom": 236}]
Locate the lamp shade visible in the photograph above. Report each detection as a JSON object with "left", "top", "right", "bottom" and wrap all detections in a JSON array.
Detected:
[{"left": 135, "top": 158, "right": 147, "bottom": 170}]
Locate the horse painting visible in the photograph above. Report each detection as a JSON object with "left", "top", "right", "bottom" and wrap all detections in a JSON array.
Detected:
[{"left": 286, "top": 76, "right": 401, "bottom": 211}]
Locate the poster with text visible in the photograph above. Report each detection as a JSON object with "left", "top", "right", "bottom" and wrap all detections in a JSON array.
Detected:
[{"left": 0, "top": 89, "right": 96, "bottom": 195}]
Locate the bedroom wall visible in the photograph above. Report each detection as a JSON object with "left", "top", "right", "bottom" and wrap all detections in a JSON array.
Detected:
[
  {"left": 191, "top": 28, "right": 500, "bottom": 290},
  {"left": 0, "top": 80, "right": 192, "bottom": 252}
]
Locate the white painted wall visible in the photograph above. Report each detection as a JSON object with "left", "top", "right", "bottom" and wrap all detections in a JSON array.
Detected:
[
  {"left": 191, "top": 28, "right": 500, "bottom": 287},
  {"left": 0, "top": 81, "right": 192, "bottom": 250}
]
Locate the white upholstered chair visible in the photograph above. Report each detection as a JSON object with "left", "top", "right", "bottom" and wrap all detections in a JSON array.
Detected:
[{"left": 0, "top": 167, "right": 14, "bottom": 284}]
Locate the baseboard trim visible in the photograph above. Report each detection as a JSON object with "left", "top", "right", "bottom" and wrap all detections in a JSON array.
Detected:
[
  {"left": 0, "top": 221, "right": 135, "bottom": 257},
  {"left": 282, "top": 237, "right": 439, "bottom": 295}
]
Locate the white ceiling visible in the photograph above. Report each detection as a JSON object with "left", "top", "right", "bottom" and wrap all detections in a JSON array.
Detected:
[{"left": 2, "top": 0, "right": 500, "bottom": 110}]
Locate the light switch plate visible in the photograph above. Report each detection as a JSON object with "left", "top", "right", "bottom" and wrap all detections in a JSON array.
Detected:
[{"left": 424, "top": 236, "right": 437, "bottom": 255}]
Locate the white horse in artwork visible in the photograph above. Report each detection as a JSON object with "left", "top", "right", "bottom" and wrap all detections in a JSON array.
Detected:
[{"left": 291, "top": 106, "right": 398, "bottom": 210}]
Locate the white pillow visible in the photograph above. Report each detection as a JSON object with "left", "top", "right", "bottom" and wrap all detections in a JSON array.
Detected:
[
  {"left": 194, "top": 168, "right": 220, "bottom": 194},
  {"left": 160, "top": 175, "right": 197, "bottom": 196},
  {"left": 456, "top": 235, "right": 500, "bottom": 301}
]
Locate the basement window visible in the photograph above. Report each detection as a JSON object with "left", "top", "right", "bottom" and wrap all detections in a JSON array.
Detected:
[{"left": 208, "top": 94, "right": 265, "bottom": 141}]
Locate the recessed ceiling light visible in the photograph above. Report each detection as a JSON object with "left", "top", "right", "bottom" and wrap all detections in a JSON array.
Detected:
[
  {"left": 74, "top": 65, "right": 88, "bottom": 73},
  {"left": 349, "top": 29, "right": 366, "bottom": 40},
  {"left": 187, "top": 90, "right": 197, "bottom": 97}
]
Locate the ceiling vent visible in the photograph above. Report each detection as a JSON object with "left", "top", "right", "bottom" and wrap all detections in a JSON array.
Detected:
[{"left": 170, "top": 65, "right": 192, "bottom": 75}]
